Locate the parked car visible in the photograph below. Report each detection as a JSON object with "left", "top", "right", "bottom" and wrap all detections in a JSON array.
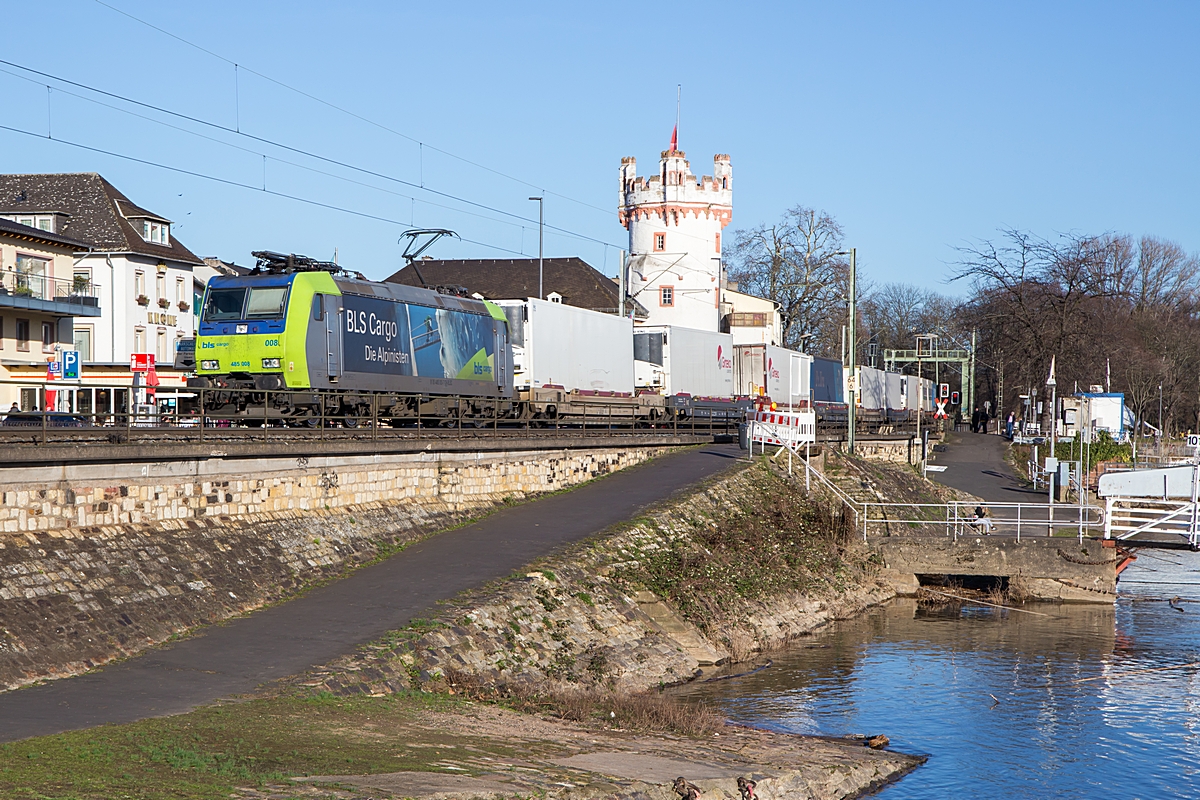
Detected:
[{"left": 1, "top": 412, "right": 91, "bottom": 428}]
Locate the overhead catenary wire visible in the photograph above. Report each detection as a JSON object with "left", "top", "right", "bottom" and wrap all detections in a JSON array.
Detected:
[
  {"left": 0, "top": 122, "right": 526, "bottom": 257},
  {"left": 92, "top": 0, "right": 615, "bottom": 219},
  {"left": 0, "top": 58, "right": 623, "bottom": 251},
  {"left": 0, "top": 65, "right": 565, "bottom": 241}
]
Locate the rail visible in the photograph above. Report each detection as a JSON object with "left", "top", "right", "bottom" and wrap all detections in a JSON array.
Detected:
[
  {"left": 0, "top": 269, "right": 100, "bottom": 306},
  {"left": 861, "top": 500, "right": 1104, "bottom": 543},
  {"left": 1103, "top": 496, "right": 1200, "bottom": 547}
]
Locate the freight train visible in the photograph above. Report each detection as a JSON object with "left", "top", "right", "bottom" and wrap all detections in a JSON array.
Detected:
[{"left": 189, "top": 253, "right": 936, "bottom": 428}]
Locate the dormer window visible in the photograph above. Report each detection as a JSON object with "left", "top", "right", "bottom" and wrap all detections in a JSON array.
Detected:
[
  {"left": 547, "top": 292, "right": 563, "bottom": 304},
  {"left": 1, "top": 214, "right": 55, "bottom": 232},
  {"left": 141, "top": 219, "right": 170, "bottom": 244}
]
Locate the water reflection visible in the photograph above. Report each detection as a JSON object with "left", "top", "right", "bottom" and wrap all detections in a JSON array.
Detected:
[{"left": 676, "top": 552, "right": 1200, "bottom": 798}]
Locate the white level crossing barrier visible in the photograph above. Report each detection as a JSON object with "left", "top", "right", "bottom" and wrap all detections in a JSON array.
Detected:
[{"left": 747, "top": 409, "right": 817, "bottom": 449}]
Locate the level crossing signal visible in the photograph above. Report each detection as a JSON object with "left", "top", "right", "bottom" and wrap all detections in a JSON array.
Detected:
[{"left": 951, "top": 391, "right": 960, "bottom": 406}]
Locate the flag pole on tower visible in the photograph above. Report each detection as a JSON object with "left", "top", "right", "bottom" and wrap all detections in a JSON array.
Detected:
[{"left": 673, "top": 84, "right": 681, "bottom": 151}]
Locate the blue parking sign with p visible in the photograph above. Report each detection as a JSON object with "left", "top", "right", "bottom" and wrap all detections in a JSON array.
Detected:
[{"left": 63, "top": 350, "right": 80, "bottom": 380}]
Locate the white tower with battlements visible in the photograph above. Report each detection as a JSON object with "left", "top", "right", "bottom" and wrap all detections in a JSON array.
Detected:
[{"left": 619, "top": 148, "right": 732, "bottom": 331}]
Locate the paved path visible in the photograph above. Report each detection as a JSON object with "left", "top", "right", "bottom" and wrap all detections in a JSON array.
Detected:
[
  {"left": 930, "top": 431, "right": 1042, "bottom": 503},
  {"left": 0, "top": 443, "right": 743, "bottom": 742}
]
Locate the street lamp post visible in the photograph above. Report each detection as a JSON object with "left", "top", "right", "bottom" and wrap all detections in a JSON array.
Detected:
[
  {"left": 847, "top": 248, "right": 857, "bottom": 455},
  {"left": 529, "top": 196, "right": 544, "bottom": 299}
]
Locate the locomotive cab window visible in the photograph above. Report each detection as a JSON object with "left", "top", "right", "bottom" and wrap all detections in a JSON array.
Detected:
[
  {"left": 245, "top": 287, "right": 289, "bottom": 318},
  {"left": 203, "top": 288, "right": 247, "bottom": 322}
]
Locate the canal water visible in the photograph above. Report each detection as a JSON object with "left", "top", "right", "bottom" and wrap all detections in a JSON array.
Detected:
[{"left": 676, "top": 552, "right": 1200, "bottom": 798}]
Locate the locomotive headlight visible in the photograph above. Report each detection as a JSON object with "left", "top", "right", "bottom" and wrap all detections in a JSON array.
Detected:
[
  {"left": 261, "top": 358, "right": 281, "bottom": 369},
  {"left": 200, "top": 360, "right": 219, "bottom": 371}
]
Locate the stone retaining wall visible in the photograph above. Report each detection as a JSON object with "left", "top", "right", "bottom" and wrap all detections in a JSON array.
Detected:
[
  {"left": 0, "top": 448, "right": 660, "bottom": 533},
  {"left": 0, "top": 446, "right": 665, "bottom": 691}
]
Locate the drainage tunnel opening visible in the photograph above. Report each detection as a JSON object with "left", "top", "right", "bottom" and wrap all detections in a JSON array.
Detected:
[{"left": 916, "top": 574, "right": 1009, "bottom": 592}]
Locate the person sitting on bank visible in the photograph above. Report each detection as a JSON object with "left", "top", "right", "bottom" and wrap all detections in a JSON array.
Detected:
[{"left": 971, "top": 505, "right": 994, "bottom": 535}]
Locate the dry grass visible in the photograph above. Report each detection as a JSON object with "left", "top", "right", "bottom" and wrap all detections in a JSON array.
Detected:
[{"left": 444, "top": 670, "right": 724, "bottom": 736}]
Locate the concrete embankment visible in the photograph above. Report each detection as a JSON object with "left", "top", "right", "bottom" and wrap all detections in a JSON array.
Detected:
[
  {"left": 305, "top": 460, "right": 893, "bottom": 697},
  {"left": 281, "top": 458, "right": 918, "bottom": 799},
  {"left": 0, "top": 446, "right": 665, "bottom": 691}
]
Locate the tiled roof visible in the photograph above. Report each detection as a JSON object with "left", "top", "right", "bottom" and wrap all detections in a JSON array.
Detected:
[
  {"left": 0, "top": 173, "right": 203, "bottom": 265},
  {"left": 0, "top": 216, "right": 91, "bottom": 251},
  {"left": 386, "top": 257, "right": 647, "bottom": 316}
]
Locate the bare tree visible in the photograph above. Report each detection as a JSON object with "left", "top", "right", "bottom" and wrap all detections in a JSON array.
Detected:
[
  {"left": 955, "top": 228, "right": 1200, "bottom": 433},
  {"left": 727, "top": 206, "right": 849, "bottom": 354}
]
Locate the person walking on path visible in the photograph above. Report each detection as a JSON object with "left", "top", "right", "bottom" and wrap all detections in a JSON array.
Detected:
[
  {"left": 971, "top": 407, "right": 982, "bottom": 434},
  {"left": 1005, "top": 412, "right": 1015, "bottom": 439}
]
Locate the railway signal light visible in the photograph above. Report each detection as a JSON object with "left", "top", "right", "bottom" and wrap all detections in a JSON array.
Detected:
[{"left": 951, "top": 391, "right": 960, "bottom": 405}]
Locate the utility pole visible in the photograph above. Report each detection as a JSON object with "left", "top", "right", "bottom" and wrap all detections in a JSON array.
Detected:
[
  {"left": 618, "top": 249, "right": 626, "bottom": 317},
  {"left": 529, "top": 196, "right": 544, "bottom": 299},
  {"left": 847, "top": 248, "right": 857, "bottom": 455},
  {"left": 968, "top": 328, "right": 977, "bottom": 421}
]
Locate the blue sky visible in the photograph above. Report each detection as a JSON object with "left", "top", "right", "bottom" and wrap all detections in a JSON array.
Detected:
[{"left": 3, "top": 1, "right": 1197, "bottom": 294}]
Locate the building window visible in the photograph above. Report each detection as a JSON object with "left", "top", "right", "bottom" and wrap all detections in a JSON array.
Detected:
[
  {"left": 175, "top": 277, "right": 185, "bottom": 303},
  {"left": 16, "top": 318, "right": 30, "bottom": 352},
  {"left": 73, "top": 268, "right": 91, "bottom": 295},
  {"left": 41, "top": 321, "right": 54, "bottom": 353},
  {"left": 135, "top": 271, "right": 146, "bottom": 297},
  {"left": 1, "top": 214, "right": 54, "bottom": 232},
  {"left": 74, "top": 325, "right": 93, "bottom": 361},
  {"left": 156, "top": 272, "right": 166, "bottom": 300},
  {"left": 156, "top": 329, "right": 168, "bottom": 363},
  {"left": 660, "top": 286, "right": 674, "bottom": 307},
  {"left": 15, "top": 254, "right": 48, "bottom": 299},
  {"left": 141, "top": 220, "right": 170, "bottom": 245},
  {"left": 715, "top": 233, "right": 721, "bottom": 253},
  {"left": 133, "top": 327, "right": 146, "bottom": 354},
  {"left": 653, "top": 233, "right": 666, "bottom": 252}
]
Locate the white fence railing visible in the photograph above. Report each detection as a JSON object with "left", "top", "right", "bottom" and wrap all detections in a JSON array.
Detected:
[
  {"left": 861, "top": 501, "right": 1103, "bottom": 543},
  {"left": 1103, "top": 497, "right": 1199, "bottom": 547}
]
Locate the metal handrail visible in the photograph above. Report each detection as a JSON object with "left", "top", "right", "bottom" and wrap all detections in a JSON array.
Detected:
[
  {"left": 860, "top": 500, "right": 1104, "bottom": 543},
  {"left": 0, "top": 268, "right": 100, "bottom": 303}
]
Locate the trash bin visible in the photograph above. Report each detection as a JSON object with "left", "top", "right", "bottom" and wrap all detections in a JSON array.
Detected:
[{"left": 738, "top": 422, "right": 749, "bottom": 450}]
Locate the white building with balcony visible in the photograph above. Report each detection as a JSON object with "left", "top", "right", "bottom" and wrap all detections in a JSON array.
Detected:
[{"left": 0, "top": 173, "right": 203, "bottom": 412}]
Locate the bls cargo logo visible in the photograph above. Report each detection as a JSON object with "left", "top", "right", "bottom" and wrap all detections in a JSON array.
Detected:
[
  {"left": 715, "top": 345, "right": 732, "bottom": 371},
  {"left": 767, "top": 357, "right": 780, "bottom": 380}
]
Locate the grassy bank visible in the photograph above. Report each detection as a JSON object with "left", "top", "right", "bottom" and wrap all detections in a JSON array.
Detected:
[{"left": 1, "top": 691, "right": 480, "bottom": 800}]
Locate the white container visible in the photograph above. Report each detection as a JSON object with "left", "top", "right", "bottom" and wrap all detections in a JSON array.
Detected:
[
  {"left": 734, "top": 344, "right": 812, "bottom": 406},
  {"left": 857, "top": 366, "right": 887, "bottom": 411},
  {"left": 634, "top": 325, "right": 734, "bottom": 397},
  {"left": 496, "top": 298, "right": 634, "bottom": 393},
  {"left": 885, "top": 372, "right": 906, "bottom": 411}
]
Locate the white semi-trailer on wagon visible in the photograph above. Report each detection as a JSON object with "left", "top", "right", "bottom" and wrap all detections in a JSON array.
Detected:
[{"left": 633, "top": 325, "right": 734, "bottom": 398}]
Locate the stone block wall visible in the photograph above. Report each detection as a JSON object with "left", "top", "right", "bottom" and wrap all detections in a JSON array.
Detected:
[
  {"left": 0, "top": 446, "right": 664, "bottom": 691},
  {"left": 0, "top": 448, "right": 657, "bottom": 534}
]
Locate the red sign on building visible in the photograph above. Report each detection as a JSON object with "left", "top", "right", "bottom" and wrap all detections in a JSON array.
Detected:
[{"left": 130, "top": 353, "right": 156, "bottom": 372}]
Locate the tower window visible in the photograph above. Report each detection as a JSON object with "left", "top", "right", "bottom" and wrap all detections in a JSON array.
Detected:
[
  {"left": 653, "top": 233, "right": 666, "bottom": 252},
  {"left": 660, "top": 286, "right": 674, "bottom": 307}
]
